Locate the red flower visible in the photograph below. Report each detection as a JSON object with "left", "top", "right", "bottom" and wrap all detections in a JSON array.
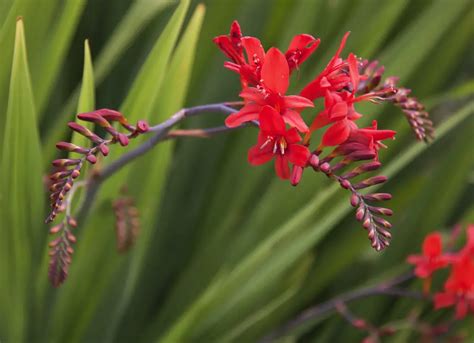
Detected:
[
  {"left": 215, "top": 21, "right": 320, "bottom": 88},
  {"left": 213, "top": 20, "right": 244, "bottom": 67},
  {"left": 307, "top": 90, "right": 363, "bottom": 146},
  {"left": 300, "top": 32, "right": 351, "bottom": 100},
  {"left": 434, "top": 254, "right": 474, "bottom": 319},
  {"left": 225, "top": 48, "right": 313, "bottom": 132},
  {"left": 248, "top": 106, "right": 310, "bottom": 179},
  {"left": 305, "top": 54, "right": 394, "bottom": 147},
  {"left": 285, "top": 34, "right": 321, "bottom": 72},
  {"left": 340, "top": 121, "right": 396, "bottom": 160},
  {"left": 407, "top": 232, "right": 450, "bottom": 278}
]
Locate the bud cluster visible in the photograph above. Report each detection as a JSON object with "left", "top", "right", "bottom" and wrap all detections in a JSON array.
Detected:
[
  {"left": 358, "top": 60, "right": 434, "bottom": 142},
  {"left": 48, "top": 216, "right": 77, "bottom": 287},
  {"left": 113, "top": 194, "right": 140, "bottom": 253},
  {"left": 45, "top": 109, "right": 148, "bottom": 287},
  {"left": 312, "top": 147, "right": 393, "bottom": 251},
  {"left": 46, "top": 109, "right": 149, "bottom": 223}
]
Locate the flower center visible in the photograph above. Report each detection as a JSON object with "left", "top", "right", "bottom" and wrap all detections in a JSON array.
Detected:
[{"left": 260, "top": 136, "right": 288, "bottom": 155}]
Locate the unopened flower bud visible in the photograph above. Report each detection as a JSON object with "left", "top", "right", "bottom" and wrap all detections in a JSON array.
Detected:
[
  {"left": 350, "top": 194, "right": 360, "bottom": 207},
  {"left": 117, "top": 133, "right": 129, "bottom": 146},
  {"left": 136, "top": 120, "right": 149, "bottom": 133},
  {"left": 56, "top": 142, "right": 89, "bottom": 154},
  {"left": 95, "top": 109, "right": 123, "bottom": 122},
  {"left": 99, "top": 144, "right": 109, "bottom": 156},
  {"left": 290, "top": 166, "right": 304, "bottom": 186},
  {"left": 49, "top": 224, "right": 63, "bottom": 234},
  {"left": 319, "top": 162, "right": 331, "bottom": 173},
  {"left": 340, "top": 179, "right": 351, "bottom": 189},
  {"left": 71, "top": 169, "right": 80, "bottom": 179},
  {"left": 77, "top": 112, "right": 111, "bottom": 128},
  {"left": 353, "top": 176, "right": 387, "bottom": 190},
  {"left": 86, "top": 154, "right": 97, "bottom": 164},
  {"left": 309, "top": 154, "right": 319, "bottom": 169},
  {"left": 67, "top": 217, "right": 78, "bottom": 228}
]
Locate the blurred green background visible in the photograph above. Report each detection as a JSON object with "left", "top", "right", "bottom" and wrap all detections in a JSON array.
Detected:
[{"left": 0, "top": 0, "right": 473, "bottom": 341}]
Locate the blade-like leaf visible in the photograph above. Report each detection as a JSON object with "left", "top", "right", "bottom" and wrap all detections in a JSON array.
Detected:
[
  {"left": 105, "top": 4, "right": 206, "bottom": 340},
  {"left": 42, "top": 0, "right": 174, "bottom": 160},
  {"left": 0, "top": 18, "right": 44, "bottom": 342},
  {"left": 33, "top": 0, "right": 86, "bottom": 115},
  {"left": 71, "top": 39, "right": 96, "bottom": 148},
  {"left": 159, "top": 101, "right": 473, "bottom": 341}
]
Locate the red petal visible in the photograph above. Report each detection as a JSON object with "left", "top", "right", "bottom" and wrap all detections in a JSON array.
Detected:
[
  {"left": 283, "top": 95, "right": 314, "bottom": 109},
  {"left": 361, "top": 129, "right": 396, "bottom": 141},
  {"left": 422, "top": 233, "right": 443, "bottom": 258},
  {"left": 348, "top": 53, "right": 359, "bottom": 93},
  {"left": 275, "top": 155, "right": 290, "bottom": 179},
  {"left": 333, "top": 31, "right": 350, "bottom": 60},
  {"left": 248, "top": 145, "right": 274, "bottom": 165},
  {"left": 286, "top": 34, "right": 320, "bottom": 70},
  {"left": 259, "top": 105, "right": 286, "bottom": 134},
  {"left": 241, "top": 37, "right": 265, "bottom": 66},
  {"left": 213, "top": 36, "right": 243, "bottom": 64},
  {"left": 320, "top": 76, "right": 331, "bottom": 88},
  {"left": 223, "top": 61, "right": 240, "bottom": 73},
  {"left": 329, "top": 101, "right": 348, "bottom": 120},
  {"left": 239, "top": 87, "right": 266, "bottom": 105},
  {"left": 262, "top": 47, "right": 289, "bottom": 94},
  {"left": 299, "top": 78, "right": 322, "bottom": 101},
  {"left": 309, "top": 110, "right": 331, "bottom": 132},
  {"left": 230, "top": 21, "right": 242, "bottom": 41},
  {"left": 455, "top": 299, "right": 468, "bottom": 319},
  {"left": 322, "top": 120, "right": 352, "bottom": 146},
  {"left": 283, "top": 109, "right": 308, "bottom": 133},
  {"left": 287, "top": 34, "right": 318, "bottom": 52},
  {"left": 284, "top": 127, "right": 302, "bottom": 144},
  {"left": 225, "top": 104, "right": 260, "bottom": 127},
  {"left": 287, "top": 144, "right": 310, "bottom": 166},
  {"left": 406, "top": 255, "right": 424, "bottom": 265},
  {"left": 434, "top": 292, "right": 456, "bottom": 309}
]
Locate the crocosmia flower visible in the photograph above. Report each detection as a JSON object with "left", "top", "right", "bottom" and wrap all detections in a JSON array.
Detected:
[
  {"left": 248, "top": 106, "right": 310, "bottom": 179},
  {"left": 225, "top": 47, "right": 313, "bottom": 132},
  {"left": 407, "top": 232, "right": 450, "bottom": 278},
  {"left": 434, "top": 254, "right": 474, "bottom": 319}
]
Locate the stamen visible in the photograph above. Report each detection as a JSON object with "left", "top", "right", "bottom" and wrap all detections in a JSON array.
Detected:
[{"left": 260, "top": 136, "right": 273, "bottom": 150}]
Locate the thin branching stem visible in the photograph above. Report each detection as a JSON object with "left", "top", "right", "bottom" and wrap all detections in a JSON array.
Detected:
[
  {"left": 259, "top": 272, "right": 427, "bottom": 342},
  {"left": 76, "top": 102, "right": 243, "bottom": 223}
]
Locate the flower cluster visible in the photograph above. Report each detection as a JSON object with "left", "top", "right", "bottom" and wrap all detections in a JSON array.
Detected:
[
  {"left": 215, "top": 21, "right": 432, "bottom": 250},
  {"left": 408, "top": 225, "right": 474, "bottom": 319},
  {"left": 46, "top": 109, "right": 148, "bottom": 287}
]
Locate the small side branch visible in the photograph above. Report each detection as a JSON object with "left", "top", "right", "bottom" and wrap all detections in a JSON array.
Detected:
[{"left": 260, "top": 272, "right": 426, "bottom": 342}]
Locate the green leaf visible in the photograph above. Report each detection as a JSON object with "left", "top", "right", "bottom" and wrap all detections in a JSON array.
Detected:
[
  {"left": 42, "top": 0, "right": 174, "bottom": 164},
  {"left": 105, "top": 3, "right": 206, "bottom": 339},
  {"left": 46, "top": 2, "right": 193, "bottom": 341},
  {"left": 33, "top": 0, "right": 86, "bottom": 115},
  {"left": 380, "top": 0, "right": 471, "bottom": 82},
  {"left": 159, "top": 101, "right": 474, "bottom": 341},
  {"left": 0, "top": 0, "right": 61, "bottom": 131},
  {"left": 94, "top": 0, "right": 175, "bottom": 85},
  {"left": 0, "top": 18, "right": 44, "bottom": 342},
  {"left": 71, "top": 39, "right": 96, "bottom": 149}
]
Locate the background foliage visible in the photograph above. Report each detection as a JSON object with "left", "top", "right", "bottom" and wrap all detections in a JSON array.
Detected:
[{"left": 0, "top": 0, "right": 473, "bottom": 341}]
